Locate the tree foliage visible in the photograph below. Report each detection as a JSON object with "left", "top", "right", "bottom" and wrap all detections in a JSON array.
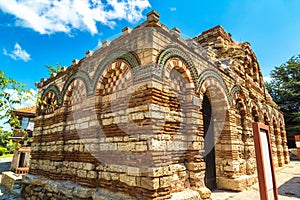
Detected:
[
  {"left": 265, "top": 55, "right": 300, "bottom": 147},
  {"left": 45, "top": 62, "right": 63, "bottom": 76},
  {"left": 0, "top": 127, "right": 14, "bottom": 149},
  {"left": 0, "top": 70, "right": 32, "bottom": 130}
]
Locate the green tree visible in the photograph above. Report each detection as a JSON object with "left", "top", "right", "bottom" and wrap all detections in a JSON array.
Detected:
[
  {"left": 0, "top": 127, "right": 13, "bottom": 148},
  {"left": 45, "top": 62, "right": 63, "bottom": 76},
  {"left": 0, "top": 70, "right": 32, "bottom": 130},
  {"left": 265, "top": 55, "right": 300, "bottom": 147}
]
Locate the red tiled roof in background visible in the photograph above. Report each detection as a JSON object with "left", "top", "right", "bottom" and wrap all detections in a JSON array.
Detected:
[{"left": 15, "top": 105, "right": 36, "bottom": 114}]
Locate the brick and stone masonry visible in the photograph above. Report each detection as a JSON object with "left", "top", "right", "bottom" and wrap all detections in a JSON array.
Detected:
[{"left": 21, "top": 10, "right": 290, "bottom": 200}]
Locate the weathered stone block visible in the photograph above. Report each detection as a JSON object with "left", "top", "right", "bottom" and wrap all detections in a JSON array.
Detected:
[
  {"left": 110, "top": 173, "right": 120, "bottom": 181},
  {"left": 224, "top": 160, "right": 240, "bottom": 172},
  {"left": 77, "top": 170, "right": 87, "bottom": 178},
  {"left": 45, "top": 180, "right": 59, "bottom": 193},
  {"left": 146, "top": 167, "right": 164, "bottom": 177},
  {"left": 217, "top": 175, "right": 257, "bottom": 191},
  {"left": 87, "top": 171, "right": 98, "bottom": 179},
  {"left": 73, "top": 185, "right": 93, "bottom": 198},
  {"left": 197, "top": 187, "right": 211, "bottom": 199},
  {"left": 100, "top": 172, "right": 111, "bottom": 181},
  {"left": 140, "top": 177, "right": 159, "bottom": 190},
  {"left": 170, "top": 189, "right": 201, "bottom": 200},
  {"left": 83, "top": 163, "right": 95, "bottom": 171},
  {"left": 120, "top": 174, "right": 136, "bottom": 186},
  {"left": 1, "top": 171, "right": 22, "bottom": 192},
  {"left": 160, "top": 176, "right": 172, "bottom": 188},
  {"left": 189, "top": 171, "right": 205, "bottom": 180},
  {"left": 186, "top": 162, "right": 205, "bottom": 171},
  {"left": 127, "top": 166, "right": 140, "bottom": 176}
]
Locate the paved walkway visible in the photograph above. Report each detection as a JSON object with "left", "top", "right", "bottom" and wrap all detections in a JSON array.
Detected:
[{"left": 211, "top": 160, "right": 300, "bottom": 200}]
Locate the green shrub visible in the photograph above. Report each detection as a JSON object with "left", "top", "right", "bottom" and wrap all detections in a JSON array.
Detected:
[
  {"left": 0, "top": 147, "right": 7, "bottom": 156},
  {"left": 6, "top": 140, "right": 15, "bottom": 152}
]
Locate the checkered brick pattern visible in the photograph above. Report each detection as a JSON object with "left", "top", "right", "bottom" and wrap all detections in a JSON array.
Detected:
[
  {"left": 170, "top": 68, "right": 188, "bottom": 93},
  {"left": 99, "top": 61, "right": 132, "bottom": 96},
  {"left": 63, "top": 79, "right": 87, "bottom": 106}
]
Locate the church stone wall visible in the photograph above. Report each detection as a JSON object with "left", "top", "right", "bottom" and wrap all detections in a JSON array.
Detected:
[{"left": 21, "top": 11, "right": 289, "bottom": 200}]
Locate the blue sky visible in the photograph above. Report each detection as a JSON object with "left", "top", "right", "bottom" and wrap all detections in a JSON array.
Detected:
[{"left": 0, "top": 0, "right": 300, "bottom": 90}]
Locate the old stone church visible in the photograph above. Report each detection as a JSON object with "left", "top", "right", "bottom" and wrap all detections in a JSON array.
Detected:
[{"left": 22, "top": 11, "right": 289, "bottom": 199}]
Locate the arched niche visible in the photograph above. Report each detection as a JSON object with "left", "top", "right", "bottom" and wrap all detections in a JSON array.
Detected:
[
  {"left": 95, "top": 60, "right": 133, "bottom": 137},
  {"left": 39, "top": 85, "right": 61, "bottom": 115},
  {"left": 198, "top": 75, "right": 230, "bottom": 190}
]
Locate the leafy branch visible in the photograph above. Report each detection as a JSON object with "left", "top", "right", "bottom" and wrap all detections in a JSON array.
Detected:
[
  {"left": 45, "top": 62, "right": 63, "bottom": 77},
  {"left": 0, "top": 70, "right": 33, "bottom": 130}
]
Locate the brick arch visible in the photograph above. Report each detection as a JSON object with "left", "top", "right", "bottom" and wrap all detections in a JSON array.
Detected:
[
  {"left": 94, "top": 60, "right": 133, "bottom": 137},
  {"left": 271, "top": 115, "right": 281, "bottom": 141},
  {"left": 156, "top": 46, "right": 198, "bottom": 84},
  {"left": 263, "top": 111, "right": 271, "bottom": 125},
  {"left": 62, "top": 78, "right": 88, "bottom": 106},
  {"left": 271, "top": 116, "right": 279, "bottom": 128},
  {"left": 278, "top": 115, "right": 285, "bottom": 128},
  {"left": 95, "top": 60, "right": 132, "bottom": 96},
  {"left": 234, "top": 95, "right": 251, "bottom": 175},
  {"left": 278, "top": 119, "right": 289, "bottom": 164},
  {"left": 248, "top": 100, "right": 261, "bottom": 122},
  {"left": 230, "top": 85, "right": 250, "bottom": 112},
  {"left": 40, "top": 84, "right": 61, "bottom": 105},
  {"left": 271, "top": 116, "right": 283, "bottom": 166},
  {"left": 197, "top": 70, "right": 230, "bottom": 108},
  {"left": 39, "top": 84, "right": 61, "bottom": 114},
  {"left": 235, "top": 97, "right": 248, "bottom": 117},
  {"left": 92, "top": 50, "right": 140, "bottom": 93},
  {"left": 230, "top": 85, "right": 241, "bottom": 104},
  {"left": 261, "top": 104, "right": 271, "bottom": 124},
  {"left": 234, "top": 94, "right": 248, "bottom": 137},
  {"left": 231, "top": 87, "right": 248, "bottom": 130},
  {"left": 164, "top": 58, "right": 196, "bottom": 93},
  {"left": 270, "top": 109, "right": 280, "bottom": 121},
  {"left": 61, "top": 71, "right": 91, "bottom": 98},
  {"left": 278, "top": 119, "right": 285, "bottom": 142}
]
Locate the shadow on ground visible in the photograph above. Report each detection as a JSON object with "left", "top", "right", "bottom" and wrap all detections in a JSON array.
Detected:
[
  {"left": 278, "top": 177, "right": 300, "bottom": 198},
  {"left": 0, "top": 160, "right": 11, "bottom": 174}
]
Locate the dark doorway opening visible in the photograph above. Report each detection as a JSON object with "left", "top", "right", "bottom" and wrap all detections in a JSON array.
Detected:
[
  {"left": 203, "top": 94, "right": 217, "bottom": 190},
  {"left": 18, "top": 152, "right": 26, "bottom": 167}
]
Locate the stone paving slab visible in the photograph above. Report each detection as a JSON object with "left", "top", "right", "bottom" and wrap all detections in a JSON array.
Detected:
[
  {"left": 211, "top": 161, "right": 300, "bottom": 200},
  {"left": 0, "top": 158, "right": 21, "bottom": 199}
]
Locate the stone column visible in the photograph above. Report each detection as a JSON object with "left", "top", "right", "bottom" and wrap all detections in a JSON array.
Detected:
[
  {"left": 269, "top": 125, "right": 279, "bottom": 168},
  {"left": 281, "top": 122, "right": 290, "bottom": 164},
  {"left": 244, "top": 115, "right": 256, "bottom": 175},
  {"left": 274, "top": 125, "right": 284, "bottom": 167}
]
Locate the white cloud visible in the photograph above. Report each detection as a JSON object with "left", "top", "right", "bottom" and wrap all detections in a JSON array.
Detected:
[
  {"left": 3, "top": 88, "right": 37, "bottom": 109},
  {"left": 3, "top": 43, "right": 31, "bottom": 62},
  {"left": 0, "top": 0, "right": 151, "bottom": 35},
  {"left": 170, "top": 7, "right": 176, "bottom": 12}
]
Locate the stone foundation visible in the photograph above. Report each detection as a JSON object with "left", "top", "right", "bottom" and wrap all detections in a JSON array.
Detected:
[
  {"left": 22, "top": 174, "right": 136, "bottom": 200},
  {"left": 22, "top": 174, "right": 210, "bottom": 200}
]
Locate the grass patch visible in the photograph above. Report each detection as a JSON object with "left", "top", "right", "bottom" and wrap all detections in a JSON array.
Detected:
[{"left": 0, "top": 153, "right": 14, "bottom": 158}]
